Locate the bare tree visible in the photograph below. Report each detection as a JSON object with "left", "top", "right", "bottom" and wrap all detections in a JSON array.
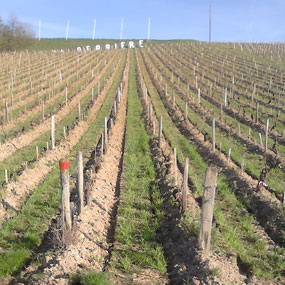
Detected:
[{"left": 0, "top": 15, "right": 35, "bottom": 51}]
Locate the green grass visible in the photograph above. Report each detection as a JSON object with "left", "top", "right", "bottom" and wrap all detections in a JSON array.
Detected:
[{"left": 109, "top": 50, "right": 167, "bottom": 279}]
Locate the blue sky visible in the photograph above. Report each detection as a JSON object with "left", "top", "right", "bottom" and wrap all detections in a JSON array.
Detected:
[{"left": 1, "top": 0, "right": 285, "bottom": 42}]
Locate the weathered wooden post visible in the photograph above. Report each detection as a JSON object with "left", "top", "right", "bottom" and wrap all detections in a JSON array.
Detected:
[
  {"left": 224, "top": 88, "right": 227, "bottom": 107},
  {"left": 241, "top": 154, "right": 245, "bottom": 172},
  {"left": 5, "top": 100, "right": 8, "bottom": 122},
  {"left": 113, "top": 101, "right": 117, "bottom": 118},
  {"left": 104, "top": 116, "right": 108, "bottom": 142},
  {"left": 51, "top": 115, "right": 55, "bottom": 150},
  {"left": 227, "top": 148, "right": 231, "bottom": 164},
  {"left": 148, "top": 104, "right": 152, "bottom": 121},
  {"left": 185, "top": 102, "right": 188, "bottom": 119},
  {"left": 265, "top": 119, "right": 269, "bottom": 152},
  {"left": 5, "top": 169, "right": 8, "bottom": 183},
  {"left": 158, "top": 116, "right": 162, "bottom": 148},
  {"left": 46, "top": 141, "right": 49, "bottom": 151},
  {"left": 42, "top": 100, "right": 45, "bottom": 121},
  {"left": 63, "top": 126, "right": 66, "bottom": 138},
  {"left": 238, "top": 123, "right": 241, "bottom": 136},
  {"left": 197, "top": 88, "right": 201, "bottom": 105},
  {"left": 78, "top": 101, "right": 81, "bottom": 121},
  {"left": 101, "top": 132, "right": 104, "bottom": 156},
  {"left": 152, "top": 121, "right": 156, "bottom": 135},
  {"left": 182, "top": 157, "right": 189, "bottom": 212},
  {"left": 174, "top": 148, "right": 177, "bottom": 186},
  {"left": 65, "top": 87, "right": 68, "bottom": 106},
  {"left": 91, "top": 87, "right": 94, "bottom": 102},
  {"left": 199, "top": 166, "right": 218, "bottom": 255},
  {"left": 212, "top": 119, "right": 215, "bottom": 151},
  {"left": 36, "top": 146, "right": 39, "bottom": 160},
  {"left": 76, "top": 151, "right": 84, "bottom": 215},
  {"left": 259, "top": 133, "right": 263, "bottom": 148},
  {"left": 255, "top": 102, "right": 259, "bottom": 123},
  {"left": 59, "top": 159, "right": 72, "bottom": 231}
]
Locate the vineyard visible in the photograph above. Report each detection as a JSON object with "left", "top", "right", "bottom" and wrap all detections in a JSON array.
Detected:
[{"left": 0, "top": 41, "right": 284, "bottom": 284}]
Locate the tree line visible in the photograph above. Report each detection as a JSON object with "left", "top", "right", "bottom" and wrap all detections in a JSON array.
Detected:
[{"left": 0, "top": 15, "right": 35, "bottom": 51}]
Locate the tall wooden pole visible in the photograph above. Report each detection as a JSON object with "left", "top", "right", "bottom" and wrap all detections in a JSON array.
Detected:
[{"left": 182, "top": 158, "right": 189, "bottom": 212}]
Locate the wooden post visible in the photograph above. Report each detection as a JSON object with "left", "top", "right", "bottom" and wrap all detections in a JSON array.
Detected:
[
  {"left": 91, "top": 87, "right": 94, "bottom": 102},
  {"left": 65, "top": 87, "right": 68, "bottom": 106},
  {"left": 199, "top": 166, "right": 218, "bottom": 254},
  {"left": 101, "top": 132, "right": 104, "bottom": 156},
  {"left": 5, "top": 169, "right": 8, "bottom": 183},
  {"left": 78, "top": 101, "right": 81, "bottom": 121},
  {"left": 197, "top": 88, "right": 201, "bottom": 104},
  {"left": 265, "top": 119, "right": 269, "bottom": 152},
  {"left": 110, "top": 118, "right": 113, "bottom": 129},
  {"left": 46, "top": 141, "right": 49, "bottom": 151},
  {"left": 174, "top": 148, "right": 177, "bottom": 186},
  {"left": 36, "top": 146, "right": 39, "bottom": 160},
  {"left": 158, "top": 116, "right": 162, "bottom": 148},
  {"left": 40, "top": 100, "right": 45, "bottom": 121},
  {"left": 212, "top": 119, "right": 215, "bottom": 151},
  {"left": 259, "top": 133, "right": 263, "bottom": 148},
  {"left": 5, "top": 101, "right": 8, "bottom": 121},
  {"left": 238, "top": 123, "right": 241, "bottom": 136},
  {"left": 255, "top": 102, "right": 259, "bottom": 123},
  {"left": 227, "top": 148, "right": 231, "bottom": 164},
  {"left": 51, "top": 115, "right": 55, "bottom": 150},
  {"left": 220, "top": 104, "right": 223, "bottom": 120},
  {"left": 104, "top": 117, "right": 108, "bottom": 147},
  {"left": 63, "top": 126, "right": 66, "bottom": 138},
  {"left": 185, "top": 102, "right": 188, "bottom": 119},
  {"left": 172, "top": 90, "right": 175, "bottom": 106},
  {"left": 182, "top": 157, "right": 189, "bottom": 212},
  {"left": 224, "top": 88, "right": 227, "bottom": 107},
  {"left": 59, "top": 159, "right": 72, "bottom": 231},
  {"left": 148, "top": 104, "right": 152, "bottom": 121},
  {"left": 113, "top": 101, "right": 117, "bottom": 118},
  {"left": 76, "top": 151, "right": 84, "bottom": 215},
  {"left": 152, "top": 121, "right": 156, "bottom": 135},
  {"left": 241, "top": 154, "right": 245, "bottom": 172}
]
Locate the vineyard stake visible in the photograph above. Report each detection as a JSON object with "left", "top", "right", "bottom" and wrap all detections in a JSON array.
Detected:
[
  {"left": 101, "top": 132, "right": 104, "bottom": 156},
  {"left": 51, "top": 115, "right": 55, "bottom": 150},
  {"left": 59, "top": 159, "right": 72, "bottom": 231},
  {"left": 185, "top": 101, "right": 188, "bottom": 119},
  {"left": 182, "top": 157, "right": 189, "bottom": 212},
  {"left": 174, "top": 148, "right": 177, "bottom": 186},
  {"left": 197, "top": 88, "right": 200, "bottom": 105},
  {"left": 212, "top": 118, "right": 215, "bottom": 152},
  {"left": 46, "top": 141, "right": 49, "bottom": 151},
  {"left": 152, "top": 121, "right": 156, "bottom": 135},
  {"left": 91, "top": 87, "right": 94, "bottom": 102},
  {"left": 76, "top": 151, "right": 84, "bottom": 215},
  {"left": 36, "top": 146, "right": 39, "bottom": 160},
  {"left": 158, "top": 116, "right": 162, "bottom": 148},
  {"left": 5, "top": 169, "right": 8, "bottom": 183},
  {"left": 238, "top": 123, "right": 241, "bottom": 136},
  {"left": 227, "top": 148, "right": 231, "bottom": 164},
  {"left": 78, "top": 101, "right": 81, "bottom": 121},
  {"left": 265, "top": 119, "right": 269, "bottom": 152},
  {"left": 5, "top": 100, "right": 8, "bottom": 122},
  {"left": 255, "top": 102, "right": 259, "bottom": 123},
  {"left": 199, "top": 166, "right": 218, "bottom": 255},
  {"left": 104, "top": 117, "right": 108, "bottom": 146}
]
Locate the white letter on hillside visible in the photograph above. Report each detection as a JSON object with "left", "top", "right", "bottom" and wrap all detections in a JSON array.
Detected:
[
  {"left": 129, "top": 41, "right": 135, "bottom": 48},
  {"left": 95, "top": 45, "right": 101, "bottom": 51},
  {"left": 105, "top": 44, "right": 111, "bottom": 50},
  {"left": 120, "top": 42, "right": 125, "bottom": 49},
  {"left": 139, "top": 40, "right": 144, "bottom": 47},
  {"left": 77, "top": 47, "right": 82, "bottom": 52}
]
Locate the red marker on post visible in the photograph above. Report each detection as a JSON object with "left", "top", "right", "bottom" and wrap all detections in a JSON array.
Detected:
[{"left": 59, "top": 159, "right": 72, "bottom": 231}]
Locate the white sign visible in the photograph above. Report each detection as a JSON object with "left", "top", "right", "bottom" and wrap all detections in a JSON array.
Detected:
[{"left": 76, "top": 40, "right": 144, "bottom": 52}]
